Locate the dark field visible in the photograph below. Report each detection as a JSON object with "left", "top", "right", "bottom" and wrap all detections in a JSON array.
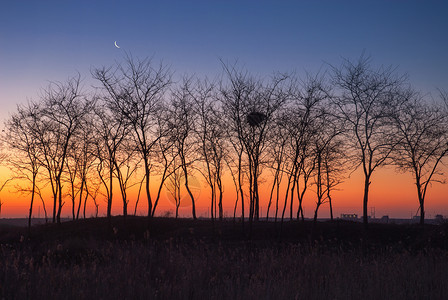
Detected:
[{"left": 1, "top": 217, "right": 448, "bottom": 299}]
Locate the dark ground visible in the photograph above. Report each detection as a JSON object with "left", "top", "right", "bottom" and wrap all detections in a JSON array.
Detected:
[{"left": 1, "top": 217, "right": 448, "bottom": 299}]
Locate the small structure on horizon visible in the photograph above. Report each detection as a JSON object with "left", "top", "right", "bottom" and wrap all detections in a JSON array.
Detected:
[
  {"left": 340, "top": 213, "right": 358, "bottom": 221},
  {"left": 380, "top": 215, "right": 389, "bottom": 223},
  {"left": 435, "top": 214, "right": 444, "bottom": 224}
]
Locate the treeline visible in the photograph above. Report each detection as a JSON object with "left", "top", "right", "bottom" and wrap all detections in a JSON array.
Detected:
[{"left": 2, "top": 55, "right": 448, "bottom": 230}]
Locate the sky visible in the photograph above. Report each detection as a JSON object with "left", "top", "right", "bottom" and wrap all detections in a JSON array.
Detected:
[{"left": 1, "top": 0, "right": 448, "bottom": 218}]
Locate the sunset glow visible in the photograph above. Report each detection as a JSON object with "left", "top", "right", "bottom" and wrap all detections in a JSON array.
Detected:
[
  {"left": 1, "top": 162, "right": 447, "bottom": 220},
  {"left": 1, "top": 1, "right": 447, "bottom": 221}
]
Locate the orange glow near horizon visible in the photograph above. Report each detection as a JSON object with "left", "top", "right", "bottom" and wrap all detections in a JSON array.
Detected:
[{"left": 1, "top": 165, "right": 447, "bottom": 219}]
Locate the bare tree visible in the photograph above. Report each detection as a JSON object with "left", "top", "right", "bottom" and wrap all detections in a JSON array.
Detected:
[
  {"left": 191, "top": 78, "right": 227, "bottom": 221},
  {"left": 224, "top": 139, "right": 245, "bottom": 223},
  {"left": 331, "top": 55, "right": 405, "bottom": 227},
  {"left": 84, "top": 176, "right": 101, "bottom": 218},
  {"left": 150, "top": 113, "right": 179, "bottom": 217},
  {"left": 390, "top": 91, "right": 448, "bottom": 224},
  {"left": 222, "top": 108, "right": 246, "bottom": 227},
  {"left": 280, "top": 74, "right": 324, "bottom": 223},
  {"left": 311, "top": 106, "right": 344, "bottom": 223},
  {"left": 75, "top": 115, "right": 98, "bottom": 219},
  {"left": 0, "top": 150, "right": 14, "bottom": 219},
  {"left": 91, "top": 103, "right": 128, "bottom": 220},
  {"left": 93, "top": 84, "right": 143, "bottom": 219},
  {"left": 65, "top": 141, "right": 81, "bottom": 220},
  {"left": 323, "top": 138, "right": 347, "bottom": 221},
  {"left": 65, "top": 113, "right": 98, "bottom": 220},
  {"left": 93, "top": 56, "right": 172, "bottom": 223},
  {"left": 168, "top": 78, "right": 199, "bottom": 219},
  {"left": 3, "top": 101, "right": 43, "bottom": 230},
  {"left": 219, "top": 63, "right": 289, "bottom": 234},
  {"left": 29, "top": 75, "right": 92, "bottom": 223},
  {"left": 165, "top": 154, "right": 183, "bottom": 218},
  {"left": 113, "top": 137, "right": 141, "bottom": 218},
  {"left": 265, "top": 113, "right": 289, "bottom": 221},
  {"left": 0, "top": 180, "right": 11, "bottom": 218}
]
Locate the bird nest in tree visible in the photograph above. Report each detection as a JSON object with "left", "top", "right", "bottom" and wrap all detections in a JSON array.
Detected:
[{"left": 246, "top": 111, "right": 267, "bottom": 127}]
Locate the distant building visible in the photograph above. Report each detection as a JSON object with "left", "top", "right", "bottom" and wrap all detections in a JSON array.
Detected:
[
  {"left": 340, "top": 213, "right": 358, "bottom": 221},
  {"left": 435, "top": 214, "right": 444, "bottom": 224},
  {"left": 380, "top": 215, "right": 389, "bottom": 223}
]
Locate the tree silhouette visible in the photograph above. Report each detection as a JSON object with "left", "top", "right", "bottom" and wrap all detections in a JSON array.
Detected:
[
  {"left": 64, "top": 111, "right": 98, "bottom": 220},
  {"left": 331, "top": 55, "right": 405, "bottom": 227},
  {"left": 390, "top": 90, "right": 448, "bottom": 224},
  {"left": 150, "top": 112, "right": 179, "bottom": 217},
  {"left": 220, "top": 63, "right": 289, "bottom": 235},
  {"left": 91, "top": 101, "right": 124, "bottom": 220},
  {"left": 3, "top": 54, "right": 448, "bottom": 230},
  {"left": 191, "top": 78, "right": 227, "bottom": 221},
  {"left": 93, "top": 56, "right": 172, "bottom": 223},
  {"left": 311, "top": 103, "right": 345, "bottom": 223},
  {"left": 265, "top": 114, "right": 288, "bottom": 221},
  {"left": 280, "top": 74, "right": 324, "bottom": 222},
  {"left": 33, "top": 75, "right": 92, "bottom": 223},
  {"left": 168, "top": 78, "right": 199, "bottom": 219},
  {"left": 2, "top": 103, "right": 40, "bottom": 230}
]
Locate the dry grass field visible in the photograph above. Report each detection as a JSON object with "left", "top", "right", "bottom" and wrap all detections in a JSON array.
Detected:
[{"left": 1, "top": 217, "right": 448, "bottom": 299}]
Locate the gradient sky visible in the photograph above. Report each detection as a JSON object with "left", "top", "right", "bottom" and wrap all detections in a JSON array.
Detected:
[{"left": 1, "top": 0, "right": 448, "bottom": 218}]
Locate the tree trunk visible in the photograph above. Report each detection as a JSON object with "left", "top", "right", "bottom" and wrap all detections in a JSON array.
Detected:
[
  {"left": 238, "top": 154, "right": 245, "bottom": 232},
  {"left": 183, "top": 166, "right": 196, "bottom": 219},
  {"left": 363, "top": 175, "right": 371, "bottom": 228},
  {"left": 83, "top": 184, "right": 89, "bottom": 219},
  {"left": 57, "top": 179, "right": 63, "bottom": 224},
  {"left": 281, "top": 174, "right": 293, "bottom": 223},
  {"left": 107, "top": 168, "right": 113, "bottom": 219},
  {"left": 420, "top": 203, "right": 425, "bottom": 225},
  {"left": 296, "top": 178, "right": 306, "bottom": 221},
  {"left": 313, "top": 204, "right": 320, "bottom": 223},
  {"left": 28, "top": 174, "right": 37, "bottom": 233},
  {"left": 123, "top": 197, "right": 128, "bottom": 218},
  {"left": 52, "top": 192, "right": 57, "bottom": 223},
  {"left": 144, "top": 157, "right": 152, "bottom": 219},
  {"left": 248, "top": 154, "right": 254, "bottom": 224},
  {"left": 217, "top": 175, "right": 223, "bottom": 221},
  {"left": 210, "top": 183, "right": 215, "bottom": 221},
  {"left": 416, "top": 179, "right": 425, "bottom": 225},
  {"left": 267, "top": 174, "right": 277, "bottom": 220},
  {"left": 326, "top": 165, "right": 334, "bottom": 221},
  {"left": 254, "top": 175, "right": 260, "bottom": 221},
  {"left": 71, "top": 182, "right": 76, "bottom": 220},
  {"left": 289, "top": 168, "right": 298, "bottom": 221},
  {"left": 253, "top": 156, "right": 260, "bottom": 221},
  {"left": 275, "top": 178, "right": 281, "bottom": 222},
  {"left": 328, "top": 193, "right": 334, "bottom": 221},
  {"left": 76, "top": 179, "right": 85, "bottom": 220}
]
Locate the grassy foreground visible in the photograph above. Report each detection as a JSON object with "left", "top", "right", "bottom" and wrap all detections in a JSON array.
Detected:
[{"left": 1, "top": 217, "right": 448, "bottom": 299}]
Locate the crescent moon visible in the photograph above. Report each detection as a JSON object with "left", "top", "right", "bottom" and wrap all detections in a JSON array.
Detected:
[{"left": 114, "top": 41, "right": 120, "bottom": 48}]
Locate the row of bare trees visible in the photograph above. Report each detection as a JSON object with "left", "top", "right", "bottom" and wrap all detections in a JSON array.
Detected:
[{"left": 2, "top": 55, "right": 447, "bottom": 231}]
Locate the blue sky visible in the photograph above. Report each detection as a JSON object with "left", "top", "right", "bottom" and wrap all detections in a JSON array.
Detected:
[{"left": 1, "top": 0, "right": 447, "bottom": 120}]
